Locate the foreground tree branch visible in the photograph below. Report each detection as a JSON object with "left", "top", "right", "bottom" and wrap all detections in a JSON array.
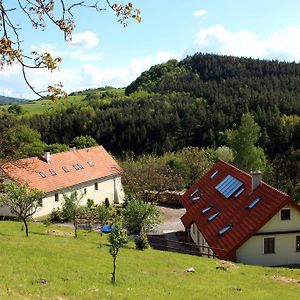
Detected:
[{"left": 0, "top": 1, "right": 141, "bottom": 100}]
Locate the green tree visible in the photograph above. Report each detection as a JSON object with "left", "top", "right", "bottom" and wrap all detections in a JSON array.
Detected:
[
  {"left": 73, "top": 135, "right": 98, "bottom": 149},
  {"left": 108, "top": 220, "right": 128, "bottom": 284},
  {"left": 0, "top": 182, "right": 44, "bottom": 237},
  {"left": 122, "top": 196, "right": 160, "bottom": 249},
  {"left": 215, "top": 146, "right": 234, "bottom": 163},
  {"left": 62, "top": 191, "right": 82, "bottom": 238},
  {"left": 97, "top": 203, "right": 111, "bottom": 235},
  {"left": 229, "top": 113, "right": 267, "bottom": 172},
  {"left": 8, "top": 104, "right": 23, "bottom": 115}
]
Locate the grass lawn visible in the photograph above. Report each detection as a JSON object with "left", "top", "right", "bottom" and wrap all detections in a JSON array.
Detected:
[{"left": 1, "top": 221, "right": 300, "bottom": 299}]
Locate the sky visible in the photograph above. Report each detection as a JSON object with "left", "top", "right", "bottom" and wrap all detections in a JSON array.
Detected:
[{"left": 2, "top": 0, "right": 300, "bottom": 99}]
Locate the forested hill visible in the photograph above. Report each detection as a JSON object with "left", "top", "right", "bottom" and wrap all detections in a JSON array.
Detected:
[
  {"left": 126, "top": 53, "right": 300, "bottom": 115},
  {"left": 0, "top": 95, "right": 28, "bottom": 105}
]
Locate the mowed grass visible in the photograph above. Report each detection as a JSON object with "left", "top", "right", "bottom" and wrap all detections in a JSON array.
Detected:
[{"left": 1, "top": 221, "right": 300, "bottom": 300}]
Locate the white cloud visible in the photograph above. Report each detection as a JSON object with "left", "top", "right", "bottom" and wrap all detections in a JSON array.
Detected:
[
  {"left": 193, "top": 9, "right": 208, "bottom": 17},
  {"left": 69, "top": 31, "right": 99, "bottom": 49},
  {"left": 195, "top": 24, "right": 300, "bottom": 61}
]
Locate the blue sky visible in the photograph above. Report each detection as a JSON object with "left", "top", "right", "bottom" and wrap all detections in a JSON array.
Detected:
[{"left": 2, "top": 0, "right": 300, "bottom": 99}]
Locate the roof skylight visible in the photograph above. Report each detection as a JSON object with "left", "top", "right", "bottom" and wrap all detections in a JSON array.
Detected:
[
  {"left": 234, "top": 187, "right": 245, "bottom": 198},
  {"left": 210, "top": 170, "right": 219, "bottom": 179},
  {"left": 208, "top": 210, "right": 220, "bottom": 222},
  {"left": 73, "top": 164, "right": 80, "bottom": 170},
  {"left": 49, "top": 169, "right": 57, "bottom": 176},
  {"left": 62, "top": 166, "right": 69, "bottom": 173},
  {"left": 39, "top": 171, "right": 46, "bottom": 178},
  {"left": 219, "top": 224, "right": 232, "bottom": 236},
  {"left": 87, "top": 161, "right": 94, "bottom": 167},
  {"left": 190, "top": 188, "right": 199, "bottom": 197},
  {"left": 215, "top": 175, "right": 243, "bottom": 198},
  {"left": 78, "top": 163, "right": 84, "bottom": 169},
  {"left": 202, "top": 205, "right": 213, "bottom": 214},
  {"left": 247, "top": 197, "right": 261, "bottom": 209}
]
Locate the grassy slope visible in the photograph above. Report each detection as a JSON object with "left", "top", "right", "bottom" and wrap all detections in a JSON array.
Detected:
[{"left": 0, "top": 221, "right": 300, "bottom": 300}]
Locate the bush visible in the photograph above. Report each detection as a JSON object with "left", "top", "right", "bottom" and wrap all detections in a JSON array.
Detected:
[
  {"left": 104, "top": 197, "right": 110, "bottom": 208},
  {"left": 134, "top": 233, "right": 149, "bottom": 250},
  {"left": 48, "top": 209, "right": 65, "bottom": 223}
]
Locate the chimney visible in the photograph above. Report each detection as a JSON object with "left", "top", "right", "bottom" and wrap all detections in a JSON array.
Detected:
[
  {"left": 250, "top": 170, "right": 262, "bottom": 191},
  {"left": 45, "top": 152, "right": 51, "bottom": 164},
  {"left": 69, "top": 146, "right": 76, "bottom": 152}
]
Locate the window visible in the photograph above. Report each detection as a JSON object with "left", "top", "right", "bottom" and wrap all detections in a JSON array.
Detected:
[
  {"left": 264, "top": 237, "right": 275, "bottom": 254},
  {"left": 219, "top": 224, "right": 232, "bottom": 236},
  {"left": 62, "top": 166, "right": 69, "bottom": 173},
  {"left": 247, "top": 197, "right": 260, "bottom": 209},
  {"left": 87, "top": 161, "right": 94, "bottom": 167},
  {"left": 190, "top": 188, "right": 199, "bottom": 197},
  {"left": 94, "top": 182, "right": 98, "bottom": 191},
  {"left": 39, "top": 171, "right": 46, "bottom": 178},
  {"left": 38, "top": 198, "right": 43, "bottom": 207},
  {"left": 73, "top": 163, "right": 80, "bottom": 170},
  {"left": 202, "top": 205, "right": 213, "bottom": 214},
  {"left": 84, "top": 188, "right": 87, "bottom": 195},
  {"left": 234, "top": 187, "right": 245, "bottom": 198},
  {"left": 55, "top": 193, "right": 59, "bottom": 202},
  {"left": 208, "top": 211, "right": 220, "bottom": 222},
  {"left": 49, "top": 169, "right": 57, "bottom": 176},
  {"left": 78, "top": 163, "right": 84, "bottom": 169},
  {"left": 281, "top": 209, "right": 291, "bottom": 221},
  {"left": 210, "top": 170, "right": 219, "bottom": 179},
  {"left": 296, "top": 236, "right": 300, "bottom": 252}
]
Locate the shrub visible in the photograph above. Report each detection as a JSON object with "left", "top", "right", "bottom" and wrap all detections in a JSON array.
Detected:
[
  {"left": 48, "top": 209, "right": 65, "bottom": 223},
  {"left": 104, "top": 197, "right": 110, "bottom": 208}
]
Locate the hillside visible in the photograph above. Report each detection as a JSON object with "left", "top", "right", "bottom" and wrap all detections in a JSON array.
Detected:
[
  {"left": 0, "top": 95, "right": 28, "bottom": 105},
  {"left": 1, "top": 221, "right": 300, "bottom": 299}
]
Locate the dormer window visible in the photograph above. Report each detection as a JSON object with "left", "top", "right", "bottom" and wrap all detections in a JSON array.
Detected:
[{"left": 281, "top": 209, "right": 291, "bottom": 221}]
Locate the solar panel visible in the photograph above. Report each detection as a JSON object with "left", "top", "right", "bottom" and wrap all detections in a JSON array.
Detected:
[
  {"left": 208, "top": 211, "right": 220, "bottom": 222},
  {"left": 210, "top": 170, "right": 219, "bottom": 179},
  {"left": 215, "top": 175, "right": 243, "bottom": 198},
  {"left": 247, "top": 197, "right": 261, "bottom": 209},
  {"left": 219, "top": 224, "right": 232, "bottom": 235}
]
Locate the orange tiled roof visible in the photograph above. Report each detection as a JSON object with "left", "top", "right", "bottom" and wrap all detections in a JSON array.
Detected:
[
  {"left": 181, "top": 161, "right": 298, "bottom": 260},
  {"left": 1, "top": 146, "right": 123, "bottom": 193}
]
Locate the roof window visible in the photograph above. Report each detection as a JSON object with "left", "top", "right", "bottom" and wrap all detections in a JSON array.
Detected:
[
  {"left": 62, "top": 166, "right": 69, "bottom": 173},
  {"left": 234, "top": 187, "right": 245, "bottom": 198},
  {"left": 87, "top": 161, "right": 94, "bottom": 167},
  {"left": 78, "top": 163, "right": 84, "bottom": 169},
  {"left": 190, "top": 188, "right": 199, "bottom": 197},
  {"left": 49, "top": 169, "right": 57, "bottom": 176},
  {"left": 208, "top": 210, "right": 220, "bottom": 222},
  {"left": 210, "top": 170, "right": 219, "bottom": 179},
  {"left": 39, "top": 171, "right": 46, "bottom": 178},
  {"left": 219, "top": 224, "right": 232, "bottom": 236},
  {"left": 202, "top": 205, "right": 213, "bottom": 214},
  {"left": 215, "top": 175, "right": 243, "bottom": 198},
  {"left": 73, "top": 163, "right": 80, "bottom": 170},
  {"left": 247, "top": 197, "right": 261, "bottom": 209}
]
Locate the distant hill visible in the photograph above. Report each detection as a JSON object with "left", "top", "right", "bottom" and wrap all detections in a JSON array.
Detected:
[{"left": 0, "top": 95, "right": 29, "bottom": 105}]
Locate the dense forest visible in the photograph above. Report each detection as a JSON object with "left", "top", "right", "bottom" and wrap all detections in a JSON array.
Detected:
[{"left": 1, "top": 53, "right": 299, "bottom": 199}]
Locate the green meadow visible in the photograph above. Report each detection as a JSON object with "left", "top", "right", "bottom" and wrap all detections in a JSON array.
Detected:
[{"left": 0, "top": 221, "right": 300, "bottom": 299}]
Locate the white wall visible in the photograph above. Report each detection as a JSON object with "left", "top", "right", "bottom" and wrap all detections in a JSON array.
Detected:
[
  {"left": 190, "top": 222, "right": 215, "bottom": 257},
  {"left": 0, "top": 174, "right": 125, "bottom": 218},
  {"left": 236, "top": 205, "right": 300, "bottom": 266}
]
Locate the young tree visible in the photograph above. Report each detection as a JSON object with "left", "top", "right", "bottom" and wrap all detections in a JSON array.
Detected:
[
  {"left": 108, "top": 220, "right": 128, "bottom": 284},
  {"left": 122, "top": 196, "right": 160, "bottom": 249},
  {"left": 73, "top": 135, "right": 98, "bottom": 149},
  {"left": 62, "top": 191, "right": 82, "bottom": 238},
  {"left": 97, "top": 203, "right": 110, "bottom": 235},
  {"left": 229, "top": 113, "right": 267, "bottom": 172},
  {"left": 0, "top": 182, "right": 45, "bottom": 237},
  {"left": 0, "top": 1, "right": 141, "bottom": 99}
]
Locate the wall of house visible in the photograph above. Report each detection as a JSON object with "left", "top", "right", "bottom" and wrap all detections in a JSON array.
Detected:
[
  {"left": 236, "top": 204, "right": 300, "bottom": 266},
  {"left": 0, "top": 174, "right": 125, "bottom": 218},
  {"left": 190, "top": 222, "right": 215, "bottom": 257}
]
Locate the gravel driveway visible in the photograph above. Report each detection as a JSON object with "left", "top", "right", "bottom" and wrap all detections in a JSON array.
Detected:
[{"left": 151, "top": 205, "right": 186, "bottom": 234}]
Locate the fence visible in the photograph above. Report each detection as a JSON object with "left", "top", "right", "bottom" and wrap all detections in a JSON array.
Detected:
[{"left": 147, "top": 234, "right": 224, "bottom": 258}]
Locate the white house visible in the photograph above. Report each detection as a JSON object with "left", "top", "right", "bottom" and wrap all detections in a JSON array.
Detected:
[
  {"left": 181, "top": 160, "right": 300, "bottom": 266},
  {"left": 0, "top": 146, "right": 125, "bottom": 218}
]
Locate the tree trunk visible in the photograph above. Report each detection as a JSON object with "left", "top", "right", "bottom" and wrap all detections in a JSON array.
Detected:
[
  {"left": 112, "top": 257, "right": 116, "bottom": 284},
  {"left": 74, "top": 220, "right": 78, "bottom": 238},
  {"left": 23, "top": 219, "right": 29, "bottom": 237}
]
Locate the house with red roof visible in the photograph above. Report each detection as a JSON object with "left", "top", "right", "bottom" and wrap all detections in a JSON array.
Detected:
[
  {"left": 181, "top": 160, "right": 300, "bottom": 266},
  {"left": 0, "top": 146, "right": 125, "bottom": 218}
]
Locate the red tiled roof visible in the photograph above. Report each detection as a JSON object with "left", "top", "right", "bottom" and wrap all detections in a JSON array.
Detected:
[
  {"left": 181, "top": 161, "right": 298, "bottom": 260},
  {"left": 1, "top": 146, "right": 123, "bottom": 193}
]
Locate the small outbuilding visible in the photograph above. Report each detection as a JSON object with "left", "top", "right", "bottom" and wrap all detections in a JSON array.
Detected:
[{"left": 181, "top": 160, "right": 300, "bottom": 266}]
